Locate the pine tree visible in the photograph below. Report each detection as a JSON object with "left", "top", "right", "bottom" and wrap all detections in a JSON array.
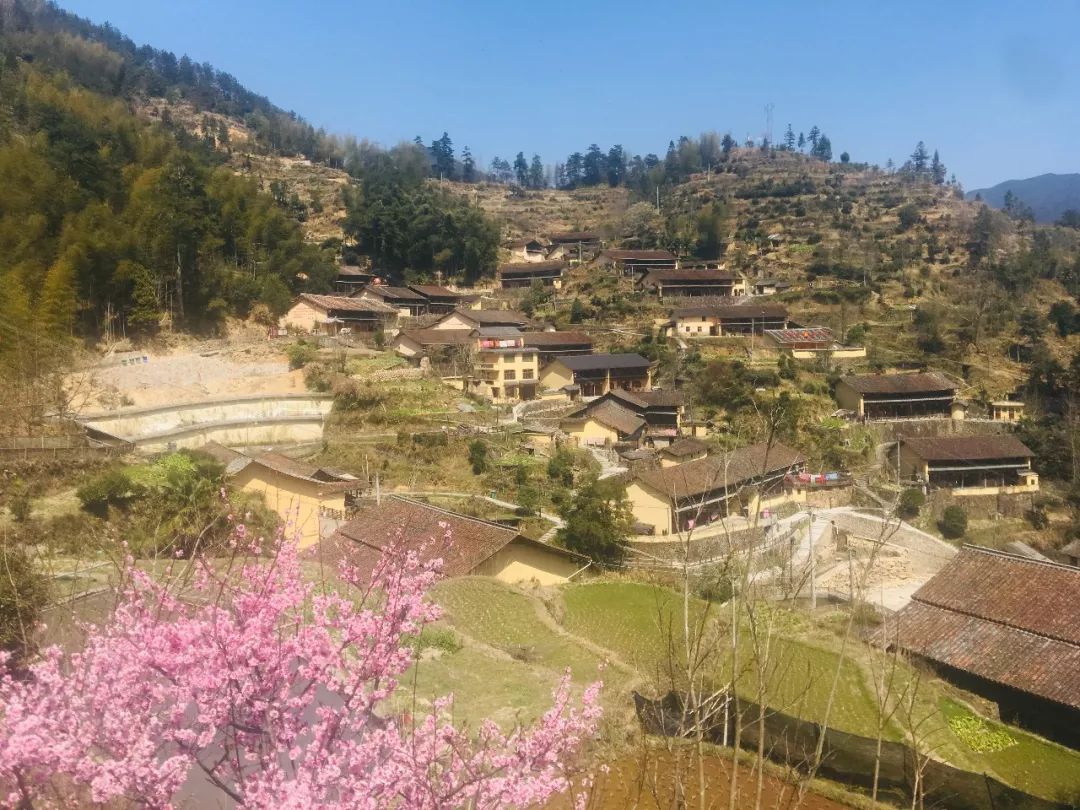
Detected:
[
  {"left": 462, "top": 146, "right": 475, "bottom": 183},
  {"left": 808, "top": 126, "right": 820, "bottom": 149},
  {"left": 513, "top": 152, "right": 529, "bottom": 186},
  {"left": 783, "top": 124, "right": 796, "bottom": 151},
  {"left": 930, "top": 149, "right": 945, "bottom": 184},
  {"left": 797, "top": 132, "right": 806, "bottom": 151},
  {"left": 528, "top": 154, "right": 545, "bottom": 189},
  {"left": 910, "top": 141, "right": 929, "bottom": 173}
]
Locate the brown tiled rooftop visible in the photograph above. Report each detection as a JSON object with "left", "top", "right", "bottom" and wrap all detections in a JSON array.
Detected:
[
  {"left": 673, "top": 303, "right": 788, "bottom": 319},
  {"left": 298, "top": 294, "right": 398, "bottom": 314},
  {"left": 885, "top": 546, "right": 1080, "bottom": 710},
  {"left": 841, "top": 372, "right": 956, "bottom": 395},
  {"left": 901, "top": 435, "right": 1034, "bottom": 462},
  {"left": 398, "top": 328, "right": 475, "bottom": 346},
  {"left": 582, "top": 401, "right": 645, "bottom": 436},
  {"left": 636, "top": 441, "right": 805, "bottom": 501},
  {"left": 520, "top": 331, "right": 592, "bottom": 347}
]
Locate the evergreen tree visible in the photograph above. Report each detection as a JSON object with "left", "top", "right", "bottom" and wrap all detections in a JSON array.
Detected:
[
  {"left": 783, "top": 124, "right": 795, "bottom": 151},
  {"left": 556, "top": 473, "right": 632, "bottom": 568},
  {"left": 797, "top": 132, "right": 806, "bottom": 151},
  {"left": 721, "top": 133, "right": 736, "bottom": 158},
  {"left": 910, "top": 141, "right": 929, "bottom": 173},
  {"left": 808, "top": 125, "right": 821, "bottom": 149},
  {"left": 606, "top": 144, "right": 626, "bottom": 186},
  {"left": 430, "top": 132, "right": 454, "bottom": 179},
  {"left": 461, "top": 146, "right": 475, "bottom": 183},
  {"left": 527, "top": 154, "right": 545, "bottom": 189},
  {"left": 583, "top": 144, "right": 605, "bottom": 186},
  {"left": 513, "top": 152, "right": 529, "bottom": 186},
  {"left": 930, "top": 149, "right": 945, "bottom": 184},
  {"left": 811, "top": 134, "right": 832, "bottom": 162}
]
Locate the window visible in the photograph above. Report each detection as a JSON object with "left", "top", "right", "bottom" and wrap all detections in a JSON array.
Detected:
[
  {"left": 522, "top": 369, "right": 534, "bottom": 380},
  {"left": 504, "top": 370, "right": 516, "bottom": 381}
]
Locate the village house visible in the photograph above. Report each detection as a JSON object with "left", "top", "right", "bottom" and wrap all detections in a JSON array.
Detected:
[
  {"left": 672, "top": 303, "right": 789, "bottom": 337},
  {"left": 520, "top": 331, "right": 593, "bottom": 365},
  {"left": 883, "top": 546, "right": 1080, "bottom": 746},
  {"left": 642, "top": 269, "right": 748, "bottom": 299},
  {"left": 835, "top": 372, "right": 962, "bottom": 420},
  {"left": 600, "top": 249, "right": 678, "bottom": 277},
  {"left": 750, "top": 278, "right": 792, "bottom": 296},
  {"left": 549, "top": 230, "right": 601, "bottom": 249},
  {"left": 407, "top": 284, "right": 468, "bottom": 315},
  {"left": 763, "top": 326, "right": 866, "bottom": 359},
  {"left": 358, "top": 285, "right": 429, "bottom": 317},
  {"left": 605, "top": 389, "right": 684, "bottom": 442},
  {"left": 431, "top": 308, "right": 532, "bottom": 331},
  {"left": 320, "top": 496, "right": 590, "bottom": 587},
  {"left": 539, "top": 353, "right": 653, "bottom": 397},
  {"left": 659, "top": 437, "right": 709, "bottom": 467},
  {"left": 391, "top": 328, "right": 475, "bottom": 368},
  {"left": 335, "top": 263, "right": 373, "bottom": 294},
  {"left": 282, "top": 294, "right": 399, "bottom": 335},
  {"left": 990, "top": 400, "right": 1025, "bottom": 422},
  {"left": 625, "top": 441, "right": 806, "bottom": 534},
  {"left": 560, "top": 399, "right": 645, "bottom": 446},
  {"left": 895, "top": 435, "right": 1039, "bottom": 494},
  {"left": 506, "top": 237, "right": 550, "bottom": 263},
  {"left": 469, "top": 327, "right": 540, "bottom": 402},
  {"left": 498, "top": 260, "right": 567, "bottom": 289},
  {"left": 560, "top": 388, "right": 683, "bottom": 448},
  {"left": 212, "top": 446, "right": 362, "bottom": 549}
]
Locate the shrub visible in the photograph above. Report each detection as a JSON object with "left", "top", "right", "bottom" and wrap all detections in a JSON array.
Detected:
[
  {"left": 939, "top": 505, "right": 968, "bottom": 539},
  {"left": 286, "top": 341, "right": 318, "bottom": 370},
  {"left": 897, "top": 488, "right": 925, "bottom": 519},
  {"left": 467, "top": 440, "right": 488, "bottom": 475},
  {"left": 77, "top": 468, "right": 141, "bottom": 514},
  {"left": 0, "top": 542, "right": 50, "bottom": 668},
  {"left": 9, "top": 495, "right": 31, "bottom": 524}
]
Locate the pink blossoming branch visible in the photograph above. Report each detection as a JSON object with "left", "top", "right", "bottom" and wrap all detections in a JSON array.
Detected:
[{"left": 0, "top": 521, "right": 603, "bottom": 808}]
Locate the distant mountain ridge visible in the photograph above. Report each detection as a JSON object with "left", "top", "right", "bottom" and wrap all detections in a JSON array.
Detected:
[{"left": 967, "top": 173, "right": 1080, "bottom": 223}]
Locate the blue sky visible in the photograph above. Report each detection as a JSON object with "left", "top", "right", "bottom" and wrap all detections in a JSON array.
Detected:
[{"left": 63, "top": 0, "right": 1079, "bottom": 189}]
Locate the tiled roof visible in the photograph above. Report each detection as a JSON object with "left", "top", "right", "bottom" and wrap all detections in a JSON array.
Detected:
[
  {"left": 602, "top": 249, "right": 676, "bottom": 261},
  {"left": 408, "top": 284, "right": 462, "bottom": 298},
  {"left": 885, "top": 546, "right": 1080, "bottom": 710},
  {"left": 636, "top": 441, "right": 805, "bottom": 501},
  {"left": 556, "top": 353, "right": 651, "bottom": 372},
  {"left": 226, "top": 451, "right": 357, "bottom": 493},
  {"left": 549, "top": 231, "right": 600, "bottom": 242},
  {"left": 764, "top": 327, "right": 834, "bottom": 345},
  {"left": 661, "top": 437, "right": 709, "bottom": 458},
  {"left": 520, "top": 331, "right": 592, "bottom": 347},
  {"left": 446, "top": 309, "right": 531, "bottom": 326},
  {"left": 647, "top": 270, "right": 740, "bottom": 282},
  {"left": 901, "top": 435, "right": 1034, "bottom": 462},
  {"left": 498, "top": 260, "right": 567, "bottom": 277},
  {"left": 298, "top": 294, "right": 398, "bottom": 314},
  {"left": 362, "top": 285, "right": 427, "bottom": 302},
  {"left": 607, "top": 389, "right": 684, "bottom": 409},
  {"left": 841, "top": 372, "right": 956, "bottom": 395},
  {"left": 319, "top": 496, "right": 582, "bottom": 584},
  {"left": 673, "top": 303, "right": 788, "bottom": 319},
  {"left": 586, "top": 401, "right": 646, "bottom": 436},
  {"left": 396, "top": 328, "right": 475, "bottom": 347}
]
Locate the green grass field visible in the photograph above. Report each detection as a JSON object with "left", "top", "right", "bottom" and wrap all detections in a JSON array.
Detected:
[{"left": 421, "top": 578, "right": 1080, "bottom": 803}]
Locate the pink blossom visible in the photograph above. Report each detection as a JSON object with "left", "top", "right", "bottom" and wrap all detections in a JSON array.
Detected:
[{"left": 0, "top": 522, "right": 602, "bottom": 808}]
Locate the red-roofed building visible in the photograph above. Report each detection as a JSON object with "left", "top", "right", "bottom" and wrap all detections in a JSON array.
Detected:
[
  {"left": 883, "top": 546, "right": 1080, "bottom": 745},
  {"left": 316, "top": 496, "right": 589, "bottom": 586}
]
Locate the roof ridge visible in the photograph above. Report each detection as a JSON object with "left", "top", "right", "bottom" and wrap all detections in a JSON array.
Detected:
[
  {"left": 389, "top": 495, "right": 518, "bottom": 535},
  {"left": 958, "top": 542, "right": 1080, "bottom": 572}
]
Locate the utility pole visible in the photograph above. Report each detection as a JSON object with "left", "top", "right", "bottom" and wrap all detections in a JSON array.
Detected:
[{"left": 655, "top": 185, "right": 660, "bottom": 212}]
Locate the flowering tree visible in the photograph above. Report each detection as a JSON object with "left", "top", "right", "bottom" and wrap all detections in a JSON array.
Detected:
[{"left": 0, "top": 525, "right": 602, "bottom": 808}]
